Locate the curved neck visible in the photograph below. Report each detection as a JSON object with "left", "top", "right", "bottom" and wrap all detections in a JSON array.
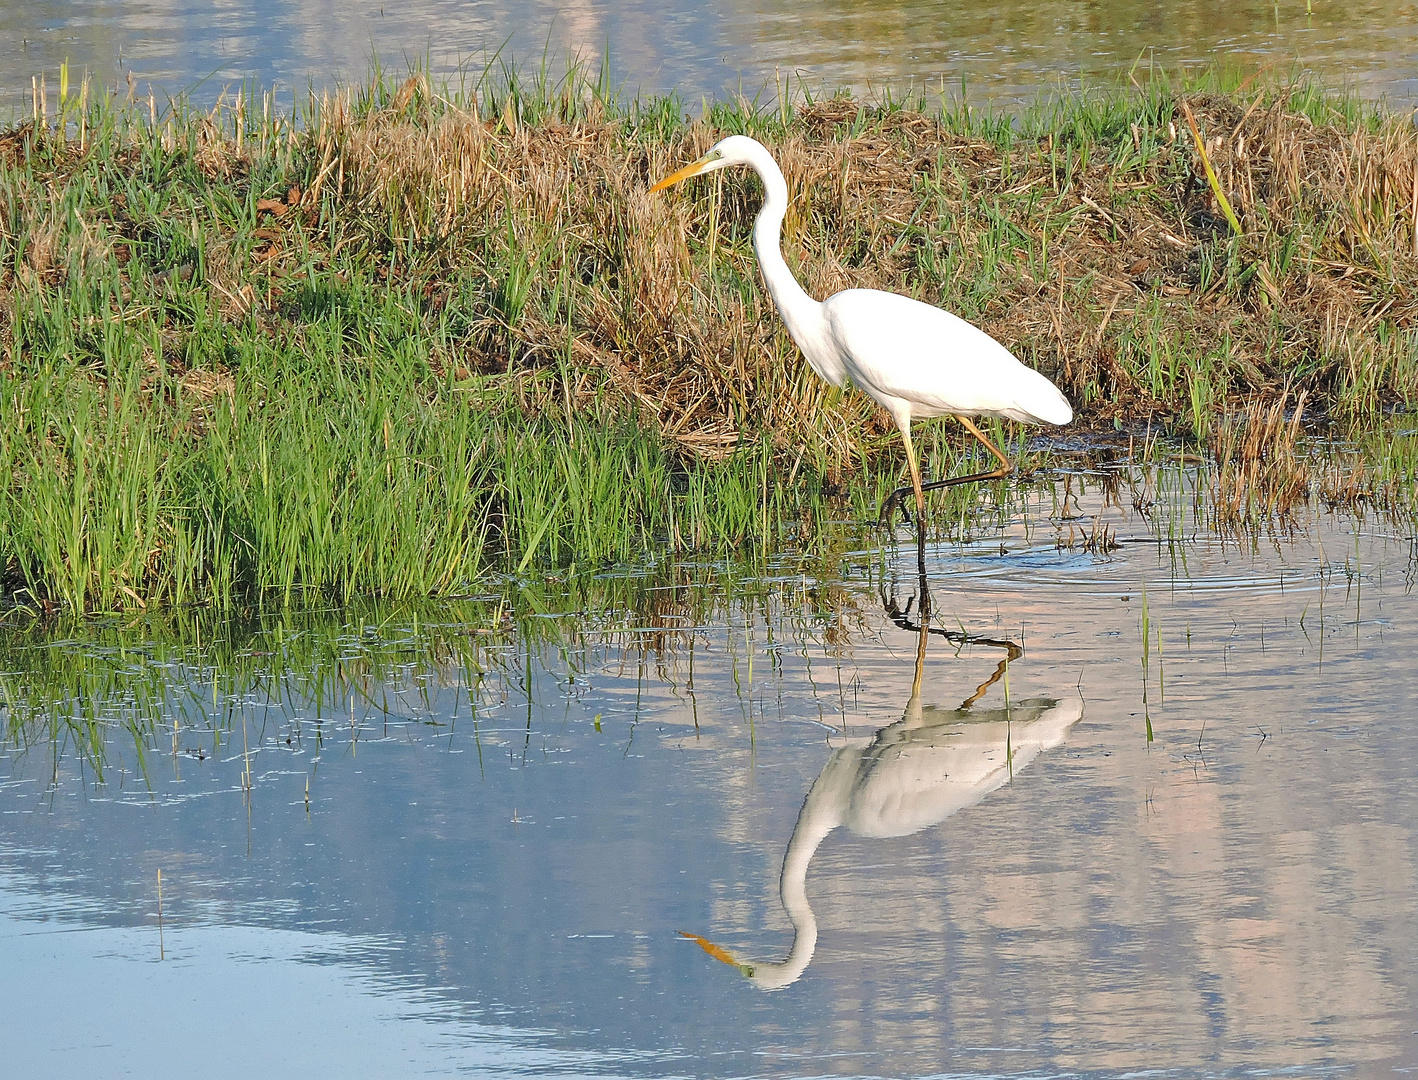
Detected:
[
  {"left": 745, "top": 148, "right": 839, "bottom": 387},
  {"left": 747, "top": 749, "right": 856, "bottom": 990},
  {"left": 776, "top": 797, "right": 828, "bottom": 954}
]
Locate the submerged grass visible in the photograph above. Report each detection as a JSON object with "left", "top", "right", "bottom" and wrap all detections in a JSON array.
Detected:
[
  {"left": 2, "top": 60, "right": 1417, "bottom": 609},
  {"left": 0, "top": 555, "right": 871, "bottom": 782}
]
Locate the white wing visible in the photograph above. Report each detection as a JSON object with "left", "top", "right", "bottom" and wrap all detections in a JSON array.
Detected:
[
  {"left": 843, "top": 697, "right": 1084, "bottom": 839},
  {"left": 822, "top": 289, "right": 1072, "bottom": 425}
]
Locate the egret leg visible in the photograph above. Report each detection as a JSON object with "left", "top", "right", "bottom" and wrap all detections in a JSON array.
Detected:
[
  {"left": 905, "top": 430, "right": 927, "bottom": 524},
  {"left": 906, "top": 436, "right": 932, "bottom": 578},
  {"left": 874, "top": 426, "right": 934, "bottom": 574},
  {"left": 878, "top": 425, "right": 930, "bottom": 527},
  {"left": 918, "top": 416, "right": 1013, "bottom": 495},
  {"left": 878, "top": 416, "right": 1014, "bottom": 527}
]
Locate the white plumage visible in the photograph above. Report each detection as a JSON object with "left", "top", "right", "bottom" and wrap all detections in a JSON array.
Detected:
[
  {"left": 650, "top": 134, "right": 1072, "bottom": 524},
  {"left": 823, "top": 290, "right": 1072, "bottom": 425},
  {"left": 680, "top": 627, "right": 1084, "bottom": 990}
]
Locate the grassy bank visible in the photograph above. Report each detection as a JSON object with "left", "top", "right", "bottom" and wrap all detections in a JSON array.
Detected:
[{"left": 2, "top": 63, "right": 1417, "bottom": 609}]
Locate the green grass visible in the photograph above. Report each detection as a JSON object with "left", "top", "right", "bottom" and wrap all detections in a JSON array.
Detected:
[
  {"left": 2, "top": 60, "right": 1417, "bottom": 610},
  {"left": 0, "top": 332, "right": 932, "bottom": 610}
]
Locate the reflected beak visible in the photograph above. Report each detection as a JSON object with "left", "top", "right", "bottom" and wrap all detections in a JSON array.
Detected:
[
  {"left": 678, "top": 930, "right": 753, "bottom": 978},
  {"left": 648, "top": 155, "right": 715, "bottom": 194}
]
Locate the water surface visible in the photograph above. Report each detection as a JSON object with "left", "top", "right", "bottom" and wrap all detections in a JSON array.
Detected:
[
  {"left": 5, "top": 0, "right": 1418, "bottom": 116},
  {"left": 3, "top": 477, "right": 1417, "bottom": 1076}
]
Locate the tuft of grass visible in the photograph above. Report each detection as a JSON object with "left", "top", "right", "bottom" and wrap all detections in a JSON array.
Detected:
[{"left": 1206, "top": 393, "right": 1310, "bottom": 529}]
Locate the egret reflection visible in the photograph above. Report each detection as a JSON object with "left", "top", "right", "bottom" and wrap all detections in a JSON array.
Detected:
[{"left": 684, "top": 574, "right": 1083, "bottom": 989}]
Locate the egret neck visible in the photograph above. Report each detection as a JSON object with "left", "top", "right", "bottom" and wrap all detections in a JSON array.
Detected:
[{"left": 741, "top": 144, "right": 844, "bottom": 389}]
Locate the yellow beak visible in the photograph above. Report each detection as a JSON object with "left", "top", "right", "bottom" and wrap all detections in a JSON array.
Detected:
[
  {"left": 648, "top": 154, "right": 715, "bottom": 194},
  {"left": 678, "top": 929, "right": 754, "bottom": 977}
]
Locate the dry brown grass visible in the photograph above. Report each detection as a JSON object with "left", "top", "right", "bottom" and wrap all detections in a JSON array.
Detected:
[
  {"left": 3, "top": 74, "right": 1416, "bottom": 481},
  {"left": 293, "top": 82, "right": 1418, "bottom": 452},
  {"left": 1206, "top": 393, "right": 1311, "bottom": 528}
]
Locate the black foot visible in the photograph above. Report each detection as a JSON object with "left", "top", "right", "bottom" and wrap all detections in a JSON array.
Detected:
[
  {"left": 878, "top": 466, "right": 1014, "bottom": 530},
  {"left": 877, "top": 485, "right": 915, "bottom": 528}
]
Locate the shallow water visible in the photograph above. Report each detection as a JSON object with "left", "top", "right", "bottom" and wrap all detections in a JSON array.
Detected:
[
  {"left": 5, "top": 0, "right": 1418, "bottom": 117},
  {"left": 3, "top": 478, "right": 1417, "bottom": 1077}
]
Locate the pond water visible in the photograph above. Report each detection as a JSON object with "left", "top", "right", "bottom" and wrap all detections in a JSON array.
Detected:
[
  {"left": 3, "top": 473, "right": 1417, "bottom": 1077},
  {"left": 5, "top": 0, "right": 1418, "bottom": 118}
]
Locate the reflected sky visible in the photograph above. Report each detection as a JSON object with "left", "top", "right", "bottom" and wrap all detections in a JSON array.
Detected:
[
  {"left": 3, "top": 481, "right": 1418, "bottom": 1076},
  {"left": 0, "top": 901, "right": 653, "bottom": 1079},
  {"left": 4, "top": 0, "right": 1418, "bottom": 117}
]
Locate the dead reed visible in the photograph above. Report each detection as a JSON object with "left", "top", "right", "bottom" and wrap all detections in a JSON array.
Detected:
[{"left": 1206, "top": 393, "right": 1310, "bottom": 528}]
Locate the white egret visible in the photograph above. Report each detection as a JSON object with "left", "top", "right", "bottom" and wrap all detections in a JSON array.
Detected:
[
  {"left": 681, "top": 607, "right": 1084, "bottom": 990},
  {"left": 649, "top": 135, "right": 1073, "bottom": 526}
]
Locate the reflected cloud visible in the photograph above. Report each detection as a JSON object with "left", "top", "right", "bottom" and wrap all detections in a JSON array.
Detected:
[{"left": 685, "top": 573, "right": 1083, "bottom": 990}]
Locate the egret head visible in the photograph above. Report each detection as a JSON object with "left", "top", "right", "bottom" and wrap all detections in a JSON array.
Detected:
[
  {"left": 648, "top": 135, "right": 765, "bottom": 193},
  {"left": 677, "top": 928, "right": 813, "bottom": 991}
]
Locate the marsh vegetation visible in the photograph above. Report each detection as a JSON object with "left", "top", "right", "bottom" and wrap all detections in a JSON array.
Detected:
[{"left": 2, "top": 62, "right": 1416, "bottom": 611}]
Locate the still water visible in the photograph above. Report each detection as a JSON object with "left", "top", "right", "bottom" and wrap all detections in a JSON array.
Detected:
[
  {"left": 3, "top": 474, "right": 1416, "bottom": 1076},
  {"left": 5, "top": 0, "right": 1418, "bottom": 116}
]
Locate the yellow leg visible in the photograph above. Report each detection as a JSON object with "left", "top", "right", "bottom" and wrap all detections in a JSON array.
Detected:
[
  {"left": 955, "top": 415, "right": 1012, "bottom": 476},
  {"left": 878, "top": 421, "right": 926, "bottom": 528},
  {"left": 911, "top": 606, "right": 929, "bottom": 700},
  {"left": 911, "top": 415, "right": 1014, "bottom": 501},
  {"left": 901, "top": 428, "right": 926, "bottom": 523},
  {"left": 878, "top": 415, "right": 1014, "bottom": 528},
  {"left": 901, "top": 432, "right": 932, "bottom": 586}
]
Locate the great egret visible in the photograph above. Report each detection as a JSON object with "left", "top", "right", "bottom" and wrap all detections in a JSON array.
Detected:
[
  {"left": 681, "top": 581, "right": 1084, "bottom": 989},
  {"left": 649, "top": 135, "right": 1073, "bottom": 526}
]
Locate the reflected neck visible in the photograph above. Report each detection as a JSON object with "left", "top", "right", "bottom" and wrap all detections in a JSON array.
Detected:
[{"left": 748, "top": 750, "right": 851, "bottom": 990}]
